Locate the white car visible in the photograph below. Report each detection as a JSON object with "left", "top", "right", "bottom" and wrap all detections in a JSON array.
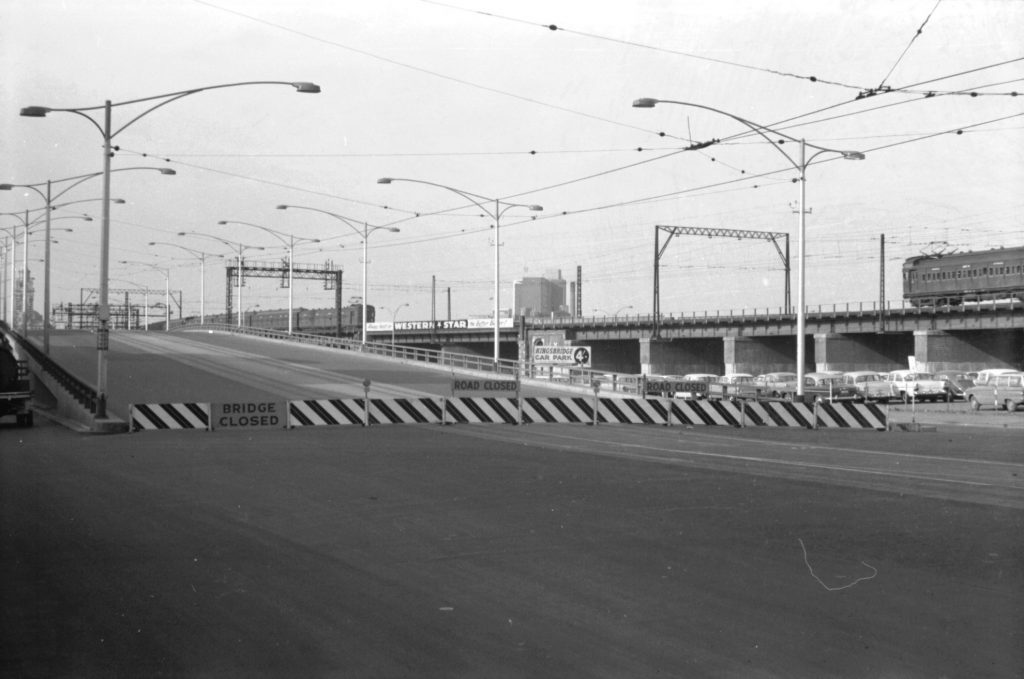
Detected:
[{"left": 885, "top": 370, "right": 948, "bottom": 402}]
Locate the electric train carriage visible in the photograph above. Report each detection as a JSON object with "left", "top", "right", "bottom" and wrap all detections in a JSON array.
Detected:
[
  {"left": 217, "top": 304, "right": 373, "bottom": 334},
  {"left": 903, "top": 246, "right": 1024, "bottom": 307}
]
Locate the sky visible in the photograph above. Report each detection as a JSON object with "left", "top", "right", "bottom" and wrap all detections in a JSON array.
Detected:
[{"left": 2, "top": 0, "right": 1022, "bottom": 324}]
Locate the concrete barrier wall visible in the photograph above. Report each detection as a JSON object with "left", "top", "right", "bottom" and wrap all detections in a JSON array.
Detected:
[{"left": 130, "top": 397, "right": 886, "bottom": 431}]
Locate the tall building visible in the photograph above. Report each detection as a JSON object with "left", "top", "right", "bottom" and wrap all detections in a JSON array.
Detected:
[{"left": 513, "top": 272, "right": 568, "bottom": 318}]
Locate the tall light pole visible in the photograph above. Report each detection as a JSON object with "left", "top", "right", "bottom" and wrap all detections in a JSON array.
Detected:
[
  {"left": 275, "top": 204, "right": 399, "bottom": 346},
  {"left": 2, "top": 181, "right": 136, "bottom": 350},
  {"left": 1, "top": 211, "right": 89, "bottom": 340},
  {"left": 109, "top": 278, "right": 151, "bottom": 330},
  {"left": 178, "top": 232, "right": 265, "bottom": 328},
  {"left": 20, "top": 80, "right": 320, "bottom": 419},
  {"left": 376, "top": 177, "right": 542, "bottom": 365},
  {"left": 632, "top": 98, "right": 865, "bottom": 398},
  {"left": 148, "top": 242, "right": 223, "bottom": 325},
  {"left": 119, "top": 260, "right": 170, "bottom": 331},
  {"left": 381, "top": 303, "right": 409, "bottom": 349},
  {"left": 216, "top": 220, "right": 319, "bottom": 335}
]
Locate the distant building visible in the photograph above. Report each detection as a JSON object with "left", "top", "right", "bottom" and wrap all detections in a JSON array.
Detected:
[{"left": 513, "top": 272, "right": 568, "bottom": 318}]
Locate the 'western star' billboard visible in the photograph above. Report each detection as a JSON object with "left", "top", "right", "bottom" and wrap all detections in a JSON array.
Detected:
[{"left": 532, "top": 345, "right": 592, "bottom": 367}]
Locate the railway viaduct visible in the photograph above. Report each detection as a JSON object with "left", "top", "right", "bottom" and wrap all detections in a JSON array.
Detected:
[{"left": 368, "top": 303, "right": 1023, "bottom": 375}]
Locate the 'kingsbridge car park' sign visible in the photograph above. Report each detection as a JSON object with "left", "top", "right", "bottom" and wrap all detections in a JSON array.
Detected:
[{"left": 532, "top": 345, "right": 592, "bottom": 367}]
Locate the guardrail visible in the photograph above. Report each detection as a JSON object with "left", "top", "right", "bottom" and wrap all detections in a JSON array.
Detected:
[
  {"left": 527, "top": 298, "right": 1021, "bottom": 328},
  {"left": 1, "top": 321, "right": 98, "bottom": 413},
  {"left": 178, "top": 324, "right": 644, "bottom": 395}
]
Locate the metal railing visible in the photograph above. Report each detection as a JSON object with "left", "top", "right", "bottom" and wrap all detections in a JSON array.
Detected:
[
  {"left": 527, "top": 297, "right": 1022, "bottom": 328},
  {"left": 176, "top": 323, "right": 643, "bottom": 394},
  {"left": 1, "top": 321, "right": 98, "bottom": 413}
]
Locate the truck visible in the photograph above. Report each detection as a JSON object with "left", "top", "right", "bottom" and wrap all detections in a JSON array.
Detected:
[{"left": 0, "top": 336, "right": 33, "bottom": 427}]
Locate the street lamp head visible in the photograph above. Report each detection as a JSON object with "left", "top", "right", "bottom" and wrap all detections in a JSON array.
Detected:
[
  {"left": 632, "top": 98, "right": 660, "bottom": 108},
  {"left": 0, "top": 184, "right": 12, "bottom": 191},
  {"left": 386, "top": 227, "right": 400, "bottom": 233},
  {"left": 275, "top": 205, "right": 290, "bottom": 210},
  {"left": 159, "top": 168, "right": 176, "bottom": 175},
  {"left": 19, "top": 106, "right": 51, "bottom": 117},
  {"left": 217, "top": 220, "right": 229, "bottom": 225},
  {"left": 376, "top": 178, "right": 393, "bottom": 184},
  {"left": 291, "top": 82, "right": 321, "bottom": 94},
  {"left": 528, "top": 205, "right": 543, "bottom": 211},
  {"left": 843, "top": 151, "right": 867, "bottom": 160},
  {"left": 112, "top": 198, "right": 127, "bottom": 204}
]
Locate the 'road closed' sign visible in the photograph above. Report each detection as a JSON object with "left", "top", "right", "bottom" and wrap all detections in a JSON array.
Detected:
[
  {"left": 451, "top": 379, "right": 519, "bottom": 397},
  {"left": 212, "top": 401, "right": 286, "bottom": 429}
]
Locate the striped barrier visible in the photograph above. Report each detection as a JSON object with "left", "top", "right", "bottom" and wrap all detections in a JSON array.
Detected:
[
  {"left": 130, "top": 397, "right": 887, "bottom": 431},
  {"left": 129, "top": 403, "right": 210, "bottom": 431}
]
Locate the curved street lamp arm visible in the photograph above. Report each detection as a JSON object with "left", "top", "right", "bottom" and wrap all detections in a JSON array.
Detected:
[
  {"left": 377, "top": 177, "right": 542, "bottom": 218},
  {"left": 1, "top": 167, "right": 175, "bottom": 206},
  {"left": 633, "top": 98, "right": 863, "bottom": 170},
  {"left": 178, "top": 231, "right": 265, "bottom": 254},
  {"left": 217, "top": 220, "right": 289, "bottom": 248},
  {"left": 22, "top": 81, "right": 320, "bottom": 139},
  {"left": 275, "top": 204, "right": 380, "bottom": 239}
]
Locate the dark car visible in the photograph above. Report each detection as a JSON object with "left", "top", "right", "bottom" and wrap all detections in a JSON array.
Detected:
[{"left": 934, "top": 372, "right": 974, "bottom": 401}]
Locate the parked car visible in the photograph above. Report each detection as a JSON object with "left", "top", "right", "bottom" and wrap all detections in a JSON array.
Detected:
[
  {"left": 753, "top": 372, "right": 798, "bottom": 398},
  {"left": 707, "top": 373, "right": 758, "bottom": 401},
  {"left": 971, "top": 368, "right": 1017, "bottom": 388},
  {"left": 885, "top": 369, "right": 948, "bottom": 402},
  {"left": 965, "top": 371, "right": 1024, "bottom": 412},
  {"left": 841, "top": 371, "right": 897, "bottom": 402},
  {"left": 933, "top": 372, "right": 975, "bottom": 401},
  {"left": 801, "top": 372, "right": 860, "bottom": 403}
]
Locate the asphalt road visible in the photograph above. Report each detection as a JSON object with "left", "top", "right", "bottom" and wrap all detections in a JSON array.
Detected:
[
  {"left": 2, "top": 414, "right": 1021, "bottom": 678},
  {"left": 35, "top": 330, "right": 576, "bottom": 422},
  {"left": 4, "top": 329, "right": 1022, "bottom": 677}
]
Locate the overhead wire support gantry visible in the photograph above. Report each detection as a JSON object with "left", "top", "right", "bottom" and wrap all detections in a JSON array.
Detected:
[{"left": 652, "top": 225, "right": 790, "bottom": 339}]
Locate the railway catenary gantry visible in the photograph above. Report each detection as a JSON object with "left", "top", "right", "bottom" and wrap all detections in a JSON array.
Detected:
[
  {"left": 652, "top": 225, "right": 790, "bottom": 339},
  {"left": 225, "top": 260, "right": 343, "bottom": 333}
]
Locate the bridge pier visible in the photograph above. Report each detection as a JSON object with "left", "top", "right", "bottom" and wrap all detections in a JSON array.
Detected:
[
  {"left": 814, "top": 332, "right": 912, "bottom": 373},
  {"left": 913, "top": 329, "right": 1022, "bottom": 373},
  {"left": 722, "top": 336, "right": 802, "bottom": 375},
  {"left": 639, "top": 337, "right": 723, "bottom": 376}
]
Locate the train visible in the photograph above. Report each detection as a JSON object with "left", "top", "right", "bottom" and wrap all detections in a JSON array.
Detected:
[
  {"left": 198, "top": 304, "right": 374, "bottom": 335},
  {"left": 902, "top": 245, "right": 1024, "bottom": 307}
]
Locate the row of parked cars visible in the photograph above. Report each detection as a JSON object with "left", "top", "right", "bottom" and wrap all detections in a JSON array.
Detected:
[{"left": 656, "top": 368, "right": 1024, "bottom": 411}]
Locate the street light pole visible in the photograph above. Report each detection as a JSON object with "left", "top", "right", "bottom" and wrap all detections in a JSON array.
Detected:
[
  {"left": 177, "top": 231, "right": 264, "bottom": 328},
  {"left": 275, "top": 204, "right": 399, "bottom": 347},
  {"left": 119, "top": 260, "right": 170, "bottom": 331},
  {"left": 148, "top": 242, "right": 221, "bottom": 324},
  {"left": 632, "top": 98, "right": 864, "bottom": 398},
  {"left": 382, "top": 303, "right": 409, "bottom": 349},
  {"left": 376, "top": 177, "right": 542, "bottom": 366},
  {"left": 216, "top": 220, "right": 319, "bottom": 335},
  {"left": 21, "top": 80, "right": 320, "bottom": 420}
]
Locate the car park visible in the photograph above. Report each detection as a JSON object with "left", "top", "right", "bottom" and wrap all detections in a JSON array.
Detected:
[
  {"left": 885, "top": 369, "right": 948, "bottom": 403},
  {"left": 965, "top": 371, "right": 1024, "bottom": 412},
  {"left": 841, "top": 371, "right": 897, "bottom": 403}
]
